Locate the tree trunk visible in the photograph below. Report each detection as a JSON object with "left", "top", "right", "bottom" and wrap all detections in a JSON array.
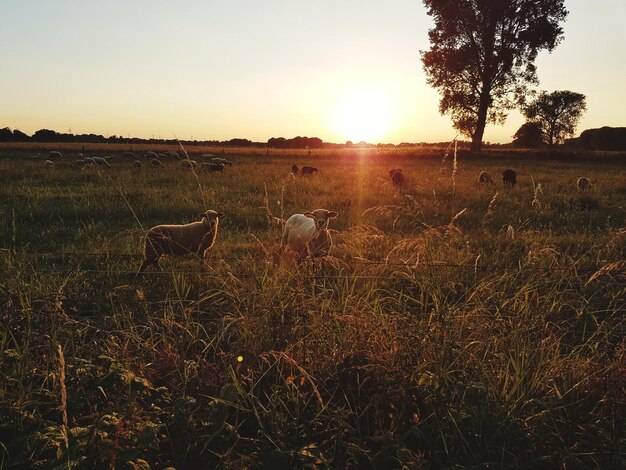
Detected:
[{"left": 471, "top": 91, "right": 491, "bottom": 152}]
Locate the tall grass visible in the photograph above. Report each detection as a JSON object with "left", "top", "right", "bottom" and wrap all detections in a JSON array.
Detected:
[{"left": 0, "top": 150, "right": 624, "bottom": 467}]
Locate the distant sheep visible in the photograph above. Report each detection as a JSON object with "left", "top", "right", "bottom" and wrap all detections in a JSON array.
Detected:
[
  {"left": 210, "top": 157, "right": 232, "bottom": 166},
  {"left": 478, "top": 171, "right": 494, "bottom": 185},
  {"left": 301, "top": 166, "right": 318, "bottom": 175},
  {"left": 144, "top": 151, "right": 158, "bottom": 159},
  {"left": 279, "top": 209, "right": 338, "bottom": 260},
  {"left": 389, "top": 169, "right": 404, "bottom": 187},
  {"left": 180, "top": 160, "right": 198, "bottom": 170},
  {"left": 291, "top": 164, "right": 299, "bottom": 175},
  {"left": 502, "top": 169, "right": 517, "bottom": 187},
  {"left": 133, "top": 160, "right": 142, "bottom": 169},
  {"left": 83, "top": 157, "right": 97, "bottom": 165},
  {"left": 92, "top": 156, "right": 111, "bottom": 168},
  {"left": 45, "top": 160, "right": 55, "bottom": 169},
  {"left": 200, "top": 162, "right": 225, "bottom": 172},
  {"left": 123, "top": 151, "right": 136, "bottom": 159},
  {"left": 74, "top": 159, "right": 85, "bottom": 167},
  {"left": 151, "top": 158, "right": 164, "bottom": 168},
  {"left": 48, "top": 151, "right": 63, "bottom": 159},
  {"left": 577, "top": 177, "right": 591, "bottom": 191},
  {"left": 137, "top": 210, "right": 224, "bottom": 274}
]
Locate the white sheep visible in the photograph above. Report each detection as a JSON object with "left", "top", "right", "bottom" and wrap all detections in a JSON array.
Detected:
[
  {"left": 577, "top": 177, "right": 591, "bottom": 191},
  {"left": 92, "top": 156, "right": 111, "bottom": 168},
  {"left": 44, "top": 160, "right": 55, "bottom": 169},
  {"left": 279, "top": 209, "right": 338, "bottom": 260},
  {"left": 180, "top": 160, "right": 198, "bottom": 170},
  {"left": 478, "top": 171, "right": 494, "bottom": 185},
  {"left": 48, "top": 150, "right": 63, "bottom": 159},
  {"left": 210, "top": 157, "right": 233, "bottom": 166},
  {"left": 136, "top": 210, "right": 224, "bottom": 274}
]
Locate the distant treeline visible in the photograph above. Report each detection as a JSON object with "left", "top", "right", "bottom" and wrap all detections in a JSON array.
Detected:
[
  {"left": 567, "top": 127, "right": 626, "bottom": 151},
  {"left": 0, "top": 126, "right": 476, "bottom": 149}
]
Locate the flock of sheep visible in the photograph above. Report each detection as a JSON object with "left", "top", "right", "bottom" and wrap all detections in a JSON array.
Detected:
[
  {"left": 39, "top": 150, "right": 234, "bottom": 173},
  {"left": 33, "top": 150, "right": 594, "bottom": 276}
]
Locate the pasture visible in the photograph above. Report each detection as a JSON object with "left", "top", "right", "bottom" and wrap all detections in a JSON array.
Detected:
[{"left": 1, "top": 147, "right": 624, "bottom": 468}]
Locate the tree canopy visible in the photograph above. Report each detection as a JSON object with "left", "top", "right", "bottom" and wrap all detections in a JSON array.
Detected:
[
  {"left": 522, "top": 90, "right": 586, "bottom": 146},
  {"left": 512, "top": 121, "right": 544, "bottom": 148},
  {"left": 421, "top": 0, "right": 568, "bottom": 151}
]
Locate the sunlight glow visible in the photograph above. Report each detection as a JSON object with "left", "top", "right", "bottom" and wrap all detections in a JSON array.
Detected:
[{"left": 334, "top": 87, "right": 393, "bottom": 143}]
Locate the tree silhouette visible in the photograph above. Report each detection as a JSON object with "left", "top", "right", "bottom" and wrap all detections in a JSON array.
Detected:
[
  {"left": 421, "top": 0, "right": 568, "bottom": 151},
  {"left": 522, "top": 90, "right": 586, "bottom": 146},
  {"left": 512, "top": 121, "right": 544, "bottom": 148}
]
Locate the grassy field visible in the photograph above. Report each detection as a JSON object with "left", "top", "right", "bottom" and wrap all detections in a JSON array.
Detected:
[{"left": 1, "top": 146, "right": 624, "bottom": 468}]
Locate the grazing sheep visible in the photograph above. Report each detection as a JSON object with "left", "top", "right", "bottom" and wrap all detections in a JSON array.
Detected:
[
  {"left": 502, "top": 169, "right": 517, "bottom": 187},
  {"left": 48, "top": 151, "right": 63, "bottom": 159},
  {"left": 74, "top": 159, "right": 85, "bottom": 167},
  {"left": 137, "top": 210, "right": 224, "bottom": 274},
  {"left": 144, "top": 151, "right": 158, "bottom": 159},
  {"left": 279, "top": 209, "right": 338, "bottom": 260},
  {"left": 478, "top": 171, "right": 494, "bottom": 185},
  {"left": 180, "top": 160, "right": 199, "bottom": 170},
  {"left": 301, "top": 166, "right": 318, "bottom": 175},
  {"left": 389, "top": 169, "right": 404, "bottom": 187},
  {"left": 83, "top": 157, "right": 97, "bottom": 165},
  {"left": 151, "top": 158, "right": 164, "bottom": 168},
  {"left": 45, "top": 160, "right": 55, "bottom": 169},
  {"left": 291, "top": 164, "right": 299, "bottom": 175},
  {"left": 123, "top": 151, "right": 136, "bottom": 159},
  {"left": 92, "top": 156, "right": 111, "bottom": 168},
  {"left": 201, "top": 162, "right": 225, "bottom": 172},
  {"left": 210, "top": 157, "right": 232, "bottom": 166},
  {"left": 133, "top": 160, "right": 142, "bottom": 169},
  {"left": 577, "top": 177, "right": 591, "bottom": 191}
]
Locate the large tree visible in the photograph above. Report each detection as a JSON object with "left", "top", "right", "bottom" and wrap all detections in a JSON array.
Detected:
[
  {"left": 421, "top": 0, "right": 568, "bottom": 151},
  {"left": 522, "top": 90, "right": 586, "bottom": 146}
]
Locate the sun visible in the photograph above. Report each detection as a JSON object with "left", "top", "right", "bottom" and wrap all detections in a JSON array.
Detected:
[{"left": 334, "top": 87, "right": 393, "bottom": 143}]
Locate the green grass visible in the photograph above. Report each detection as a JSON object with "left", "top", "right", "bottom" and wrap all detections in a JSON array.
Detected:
[{"left": 1, "top": 148, "right": 624, "bottom": 468}]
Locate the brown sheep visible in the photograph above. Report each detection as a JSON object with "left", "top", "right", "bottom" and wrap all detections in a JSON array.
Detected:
[
  {"left": 502, "top": 169, "right": 517, "bottom": 187},
  {"left": 137, "top": 210, "right": 224, "bottom": 274}
]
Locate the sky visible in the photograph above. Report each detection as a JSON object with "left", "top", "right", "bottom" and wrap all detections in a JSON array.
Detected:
[{"left": 1, "top": 0, "right": 624, "bottom": 144}]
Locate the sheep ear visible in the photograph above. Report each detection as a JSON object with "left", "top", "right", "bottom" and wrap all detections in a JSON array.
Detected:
[
  {"left": 217, "top": 212, "right": 225, "bottom": 218},
  {"left": 328, "top": 211, "right": 338, "bottom": 218},
  {"left": 303, "top": 212, "right": 315, "bottom": 219},
  {"left": 197, "top": 213, "right": 206, "bottom": 219}
]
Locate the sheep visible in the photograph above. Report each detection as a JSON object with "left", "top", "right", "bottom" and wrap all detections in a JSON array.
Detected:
[
  {"left": 180, "top": 159, "right": 199, "bottom": 171},
  {"left": 48, "top": 151, "right": 63, "bottom": 159},
  {"left": 136, "top": 210, "right": 224, "bottom": 274},
  {"left": 74, "top": 159, "right": 85, "bottom": 167},
  {"left": 502, "top": 169, "right": 517, "bottom": 187},
  {"left": 200, "top": 162, "right": 225, "bottom": 172},
  {"left": 123, "top": 151, "right": 136, "bottom": 159},
  {"left": 478, "top": 171, "right": 494, "bottom": 185},
  {"left": 144, "top": 151, "right": 158, "bottom": 159},
  {"left": 210, "top": 157, "right": 233, "bottom": 166},
  {"left": 92, "top": 156, "right": 111, "bottom": 168},
  {"left": 45, "top": 160, "right": 55, "bottom": 169},
  {"left": 577, "top": 177, "right": 591, "bottom": 191},
  {"left": 301, "top": 166, "right": 318, "bottom": 175},
  {"left": 83, "top": 157, "right": 97, "bottom": 165},
  {"left": 279, "top": 209, "right": 338, "bottom": 260},
  {"left": 389, "top": 169, "right": 404, "bottom": 187},
  {"left": 151, "top": 158, "right": 164, "bottom": 168},
  {"left": 133, "top": 160, "right": 142, "bottom": 169},
  {"left": 291, "top": 164, "right": 299, "bottom": 175}
]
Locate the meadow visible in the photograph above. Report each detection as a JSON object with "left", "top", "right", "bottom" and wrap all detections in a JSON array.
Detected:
[{"left": 0, "top": 146, "right": 624, "bottom": 468}]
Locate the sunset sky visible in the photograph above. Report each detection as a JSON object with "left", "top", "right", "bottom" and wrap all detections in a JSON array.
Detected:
[{"left": 1, "top": 0, "right": 624, "bottom": 144}]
